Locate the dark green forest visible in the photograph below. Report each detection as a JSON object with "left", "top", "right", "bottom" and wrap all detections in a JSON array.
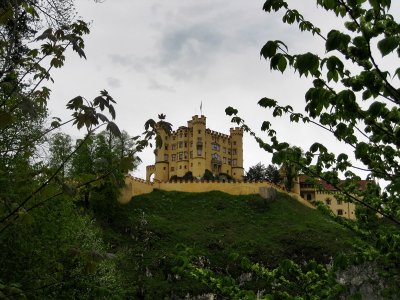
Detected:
[{"left": 1, "top": 0, "right": 400, "bottom": 299}]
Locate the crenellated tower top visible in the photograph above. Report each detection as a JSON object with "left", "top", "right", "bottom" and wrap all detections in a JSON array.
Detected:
[{"left": 230, "top": 127, "right": 243, "bottom": 136}]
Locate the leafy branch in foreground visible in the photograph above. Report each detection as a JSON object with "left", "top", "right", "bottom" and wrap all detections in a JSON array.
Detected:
[{"left": 224, "top": 0, "right": 400, "bottom": 297}]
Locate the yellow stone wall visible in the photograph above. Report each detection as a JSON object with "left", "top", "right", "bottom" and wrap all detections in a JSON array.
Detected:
[
  {"left": 119, "top": 176, "right": 315, "bottom": 209},
  {"left": 315, "top": 191, "right": 356, "bottom": 220},
  {"left": 147, "top": 115, "right": 244, "bottom": 182},
  {"left": 300, "top": 188, "right": 356, "bottom": 220}
]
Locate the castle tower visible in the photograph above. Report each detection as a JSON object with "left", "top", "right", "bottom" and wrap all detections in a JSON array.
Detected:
[
  {"left": 154, "top": 125, "right": 169, "bottom": 182},
  {"left": 230, "top": 127, "right": 244, "bottom": 180},
  {"left": 189, "top": 115, "right": 206, "bottom": 178}
]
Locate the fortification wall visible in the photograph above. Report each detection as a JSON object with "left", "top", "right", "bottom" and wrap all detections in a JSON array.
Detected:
[
  {"left": 119, "top": 177, "right": 154, "bottom": 204},
  {"left": 155, "top": 180, "right": 277, "bottom": 195},
  {"left": 119, "top": 177, "right": 315, "bottom": 210}
]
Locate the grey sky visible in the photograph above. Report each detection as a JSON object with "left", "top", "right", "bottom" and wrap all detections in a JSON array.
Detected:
[{"left": 48, "top": 1, "right": 400, "bottom": 179}]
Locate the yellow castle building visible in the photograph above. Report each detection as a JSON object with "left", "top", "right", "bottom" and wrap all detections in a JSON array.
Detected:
[
  {"left": 146, "top": 115, "right": 244, "bottom": 182},
  {"left": 117, "top": 114, "right": 372, "bottom": 220}
]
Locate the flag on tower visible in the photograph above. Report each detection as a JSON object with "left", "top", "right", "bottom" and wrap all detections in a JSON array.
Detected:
[{"left": 200, "top": 101, "right": 203, "bottom": 115}]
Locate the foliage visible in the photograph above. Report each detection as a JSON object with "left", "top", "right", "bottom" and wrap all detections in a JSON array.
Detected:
[
  {"left": 97, "top": 189, "right": 358, "bottom": 298},
  {"left": 202, "top": 169, "right": 215, "bottom": 180},
  {"left": 174, "top": 245, "right": 344, "bottom": 299},
  {"left": 225, "top": 0, "right": 400, "bottom": 297},
  {"left": 245, "top": 162, "right": 281, "bottom": 184},
  {"left": 0, "top": 1, "right": 142, "bottom": 298}
]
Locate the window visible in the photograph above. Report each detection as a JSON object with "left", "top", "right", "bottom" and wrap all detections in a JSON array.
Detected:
[
  {"left": 184, "top": 133, "right": 187, "bottom": 137},
  {"left": 190, "top": 151, "right": 193, "bottom": 159},
  {"left": 164, "top": 154, "right": 168, "bottom": 161},
  {"left": 232, "top": 159, "right": 237, "bottom": 166},
  {"left": 172, "top": 154, "right": 176, "bottom": 161},
  {"left": 228, "top": 159, "right": 231, "bottom": 165},
  {"left": 232, "top": 149, "right": 237, "bottom": 155},
  {"left": 184, "top": 142, "right": 187, "bottom": 147},
  {"left": 190, "top": 142, "right": 193, "bottom": 148},
  {"left": 197, "top": 149, "right": 202, "bottom": 156},
  {"left": 233, "top": 141, "right": 236, "bottom": 145},
  {"left": 172, "top": 144, "right": 176, "bottom": 150},
  {"left": 223, "top": 147, "right": 226, "bottom": 153},
  {"left": 165, "top": 144, "right": 168, "bottom": 150},
  {"left": 173, "top": 136, "right": 176, "bottom": 140},
  {"left": 163, "top": 167, "right": 166, "bottom": 170},
  {"left": 179, "top": 141, "right": 183, "bottom": 148},
  {"left": 337, "top": 199, "right": 342, "bottom": 205},
  {"left": 198, "top": 130, "right": 201, "bottom": 134},
  {"left": 337, "top": 209, "right": 343, "bottom": 216},
  {"left": 228, "top": 149, "right": 231, "bottom": 155},
  {"left": 223, "top": 157, "right": 226, "bottom": 163},
  {"left": 307, "top": 194, "right": 312, "bottom": 201},
  {"left": 179, "top": 152, "right": 183, "bottom": 160},
  {"left": 190, "top": 163, "right": 193, "bottom": 167},
  {"left": 184, "top": 151, "right": 188, "bottom": 159},
  {"left": 184, "top": 165, "right": 187, "bottom": 169},
  {"left": 212, "top": 143, "right": 220, "bottom": 151},
  {"left": 171, "top": 167, "right": 174, "bottom": 171},
  {"left": 179, "top": 165, "right": 182, "bottom": 169},
  {"left": 197, "top": 137, "right": 202, "bottom": 142},
  {"left": 325, "top": 198, "right": 331, "bottom": 205},
  {"left": 179, "top": 133, "right": 182, "bottom": 138},
  {"left": 212, "top": 153, "right": 221, "bottom": 161}
]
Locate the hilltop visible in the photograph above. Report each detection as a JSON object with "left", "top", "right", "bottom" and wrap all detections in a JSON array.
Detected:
[{"left": 97, "top": 189, "right": 358, "bottom": 298}]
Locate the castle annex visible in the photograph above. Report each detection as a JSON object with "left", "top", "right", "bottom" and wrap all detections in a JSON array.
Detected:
[{"left": 146, "top": 115, "right": 244, "bottom": 182}]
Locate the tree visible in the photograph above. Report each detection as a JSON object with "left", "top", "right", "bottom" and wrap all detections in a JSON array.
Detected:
[
  {"left": 273, "top": 146, "right": 303, "bottom": 191},
  {"left": 246, "top": 162, "right": 281, "bottom": 184},
  {"left": 224, "top": 0, "right": 400, "bottom": 297},
  {"left": 0, "top": 1, "right": 136, "bottom": 298},
  {"left": 246, "top": 162, "right": 267, "bottom": 181},
  {"left": 48, "top": 132, "right": 73, "bottom": 179},
  {"left": 265, "top": 164, "right": 281, "bottom": 184}
]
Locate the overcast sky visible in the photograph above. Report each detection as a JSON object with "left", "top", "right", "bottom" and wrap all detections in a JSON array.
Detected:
[{"left": 48, "top": 1, "right": 400, "bottom": 179}]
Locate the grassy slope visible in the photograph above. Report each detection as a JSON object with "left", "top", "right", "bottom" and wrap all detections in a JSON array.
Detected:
[{"left": 101, "top": 190, "right": 358, "bottom": 297}]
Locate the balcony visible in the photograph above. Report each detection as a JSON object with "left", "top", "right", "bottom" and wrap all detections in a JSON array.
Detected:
[{"left": 211, "top": 158, "right": 222, "bottom": 165}]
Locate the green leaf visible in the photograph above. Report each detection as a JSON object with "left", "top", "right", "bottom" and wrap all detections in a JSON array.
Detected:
[
  {"left": 225, "top": 107, "right": 238, "bottom": 116},
  {"left": 258, "top": 98, "right": 277, "bottom": 108},
  {"left": 263, "top": 0, "right": 288, "bottom": 12},
  {"left": 261, "top": 121, "right": 271, "bottom": 131},
  {"left": 326, "top": 30, "right": 351, "bottom": 52},
  {"left": 294, "top": 52, "right": 320, "bottom": 77},
  {"left": 377, "top": 36, "right": 399, "bottom": 57},
  {"left": 106, "top": 121, "right": 121, "bottom": 137},
  {"left": 277, "top": 55, "right": 287, "bottom": 73},
  {"left": 260, "top": 41, "right": 278, "bottom": 59}
]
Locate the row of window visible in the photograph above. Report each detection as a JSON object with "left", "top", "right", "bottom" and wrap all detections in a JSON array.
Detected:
[
  {"left": 165, "top": 142, "right": 237, "bottom": 154},
  {"left": 164, "top": 152, "right": 237, "bottom": 165},
  {"left": 325, "top": 198, "right": 343, "bottom": 205}
]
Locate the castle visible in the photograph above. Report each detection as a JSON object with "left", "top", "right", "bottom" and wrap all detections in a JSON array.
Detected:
[
  {"left": 119, "top": 114, "right": 370, "bottom": 220},
  {"left": 146, "top": 115, "right": 244, "bottom": 182}
]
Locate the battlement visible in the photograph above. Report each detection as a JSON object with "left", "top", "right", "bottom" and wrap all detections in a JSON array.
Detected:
[
  {"left": 230, "top": 127, "right": 243, "bottom": 136},
  {"left": 190, "top": 115, "right": 206, "bottom": 125},
  {"left": 206, "top": 128, "right": 230, "bottom": 139}
]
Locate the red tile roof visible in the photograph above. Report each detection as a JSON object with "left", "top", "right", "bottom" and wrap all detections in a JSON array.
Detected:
[{"left": 299, "top": 175, "right": 372, "bottom": 191}]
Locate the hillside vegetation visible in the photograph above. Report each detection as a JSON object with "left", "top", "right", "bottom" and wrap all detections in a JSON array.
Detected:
[{"left": 98, "top": 190, "right": 358, "bottom": 298}]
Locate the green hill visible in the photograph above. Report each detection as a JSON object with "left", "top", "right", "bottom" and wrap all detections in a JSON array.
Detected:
[{"left": 99, "top": 189, "right": 358, "bottom": 298}]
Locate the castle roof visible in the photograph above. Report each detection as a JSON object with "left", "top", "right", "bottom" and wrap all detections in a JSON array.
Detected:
[{"left": 299, "top": 175, "right": 372, "bottom": 191}]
